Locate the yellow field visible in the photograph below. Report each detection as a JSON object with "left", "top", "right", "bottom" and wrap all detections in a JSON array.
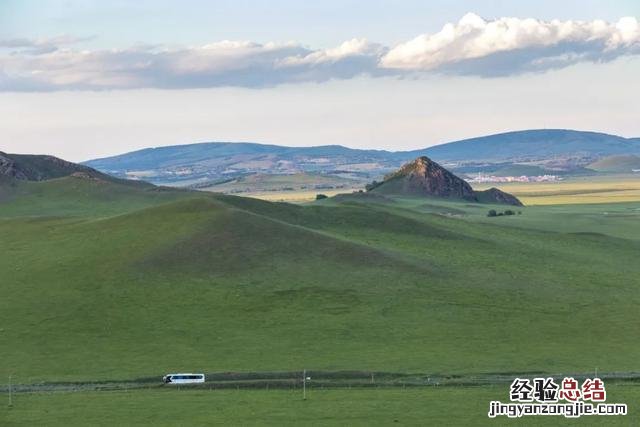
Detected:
[
  {"left": 474, "top": 174, "right": 640, "bottom": 205},
  {"left": 240, "top": 188, "right": 355, "bottom": 203},
  {"left": 219, "top": 175, "right": 640, "bottom": 205}
]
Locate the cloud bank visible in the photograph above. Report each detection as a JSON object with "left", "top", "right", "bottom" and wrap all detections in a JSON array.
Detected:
[
  {"left": 381, "top": 13, "right": 640, "bottom": 76},
  {"left": 1, "top": 14, "right": 638, "bottom": 91}
]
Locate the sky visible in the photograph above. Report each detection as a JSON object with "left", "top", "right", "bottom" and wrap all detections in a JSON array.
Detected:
[{"left": 1, "top": 0, "right": 639, "bottom": 161}]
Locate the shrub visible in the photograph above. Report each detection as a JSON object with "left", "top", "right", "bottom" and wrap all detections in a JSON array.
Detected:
[
  {"left": 504, "top": 210, "right": 515, "bottom": 216},
  {"left": 315, "top": 194, "right": 328, "bottom": 200},
  {"left": 487, "top": 210, "right": 497, "bottom": 217},
  {"left": 365, "top": 181, "right": 379, "bottom": 191}
]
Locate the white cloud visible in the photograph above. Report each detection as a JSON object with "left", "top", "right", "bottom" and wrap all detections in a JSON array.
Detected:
[
  {"left": 0, "top": 35, "right": 93, "bottom": 55},
  {"left": 1, "top": 14, "right": 639, "bottom": 91},
  {"left": 380, "top": 13, "right": 640, "bottom": 76},
  {"left": 277, "top": 39, "right": 385, "bottom": 66},
  {"left": 0, "top": 39, "right": 383, "bottom": 91}
]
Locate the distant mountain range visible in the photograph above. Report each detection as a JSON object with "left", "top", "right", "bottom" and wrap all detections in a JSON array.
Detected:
[
  {"left": 80, "top": 129, "right": 640, "bottom": 188},
  {"left": 422, "top": 130, "right": 640, "bottom": 163},
  {"left": 84, "top": 142, "right": 405, "bottom": 186}
]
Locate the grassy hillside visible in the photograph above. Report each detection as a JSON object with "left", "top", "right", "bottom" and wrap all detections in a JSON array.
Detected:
[
  {"left": 0, "top": 175, "right": 190, "bottom": 217},
  {"left": 198, "top": 172, "right": 362, "bottom": 194},
  {"left": 588, "top": 155, "right": 640, "bottom": 173},
  {"left": 2, "top": 175, "right": 640, "bottom": 387}
]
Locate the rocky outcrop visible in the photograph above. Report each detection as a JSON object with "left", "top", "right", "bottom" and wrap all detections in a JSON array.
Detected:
[
  {"left": 474, "top": 187, "right": 523, "bottom": 206},
  {"left": 369, "top": 156, "right": 523, "bottom": 206},
  {"left": 0, "top": 151, "right": 106, "bottom": 181},
  {"left": 370, "top": 156, "right": 477, "bottom": 200},
  {"left": 0, "top": 152, "right": 29, "bottom": 180}
]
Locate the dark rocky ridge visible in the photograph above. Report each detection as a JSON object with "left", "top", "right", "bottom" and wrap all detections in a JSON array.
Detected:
[
  {"left": 474, "top": 187, "right": 523, "bottom": 206},
  {"left": 369, "top": 156, "right": 523, "bottom": 206},
  {"left": 0, "top": 151, "right": 105, "bottom": 181},
  {"left": 0, "top": 151, "right": 159, "bottom": 192}
]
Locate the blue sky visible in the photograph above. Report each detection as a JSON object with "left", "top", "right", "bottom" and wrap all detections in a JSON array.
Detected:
[
  {"left": 1, "top": 0, "right": 639, "bottom": 160},
  {"left": 3, "top": 0, "right": 638, "bottom": 48}
]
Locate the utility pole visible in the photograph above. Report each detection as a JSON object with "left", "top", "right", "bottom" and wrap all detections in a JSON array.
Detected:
[
  {"left": 8, "top": 374, "right": 12, "bottom": 407},
  {"left": 303, "top": 369, "right": 306, "bottom": 400}
]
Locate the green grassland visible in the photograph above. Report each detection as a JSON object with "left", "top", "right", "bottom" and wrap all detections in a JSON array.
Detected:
[
  {"left": 2, "top": 384, "right": 638, "bottom": 426},
  {"left": 2, "top": 175, "right": 639, "bottom": 380},
  {"left": 0, "top": 175, "right": 192, "bottom": 217},
  {"left": 1, "top": 174, "right": 640, "bottom": 424},
  {"left": 359, "top": 193, "right": 640, "bottom": 240},
  {"left": 199, "top": 172, "right": 362, "bottom": 197}
]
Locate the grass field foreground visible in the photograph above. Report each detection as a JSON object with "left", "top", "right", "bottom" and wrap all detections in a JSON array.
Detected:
[{"left": 1, "top": 384, "right": 638, "bottom": 426}]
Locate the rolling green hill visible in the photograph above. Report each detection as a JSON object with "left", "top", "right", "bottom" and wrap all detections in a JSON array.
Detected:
[
  {"left": 2, "top": 173, "right": 640, "bottom": 387},
  {"left": 197, "top": 172, "right": 362, "bottom": 194},
  {"left": 0, "top": 174, "right": 187, "bottom": 217}
]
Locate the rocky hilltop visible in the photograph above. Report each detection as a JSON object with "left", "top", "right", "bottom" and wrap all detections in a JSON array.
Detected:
[
  {"left": 0, "top": 151, "right": 161, "bottom": 195},
  {"left": 0, "top": 151, "right": 128, "bottom": 183},
  {"left": 474, "top": 187, "right": 523, "bottom": 206},
  {"left": 369, "top": 156, "right": 523, "bottom": 206},
  {"left": 370, "top": 156, "right": 476, "bottom": 200}
]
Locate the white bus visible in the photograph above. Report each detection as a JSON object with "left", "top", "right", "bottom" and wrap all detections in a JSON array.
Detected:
[{"left": 163, "top": 373, "right": 205, "bottom": 384}]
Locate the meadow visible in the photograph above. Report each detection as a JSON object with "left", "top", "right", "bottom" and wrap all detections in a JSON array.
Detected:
[
  {"left": 474, "top": 173, "right": 640, "bottom": 205},
  {"left": 1, "top": 174, "right": 640, "bottom": 424},
  {"left": 226, "top": 188, "right": 350, "bottom": 202},
  {"left": 1, "top": 385, "right": 638, "bottom": 426},
  {"left": 199, "top": 172, "right": 361, "bottom": 196}
]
